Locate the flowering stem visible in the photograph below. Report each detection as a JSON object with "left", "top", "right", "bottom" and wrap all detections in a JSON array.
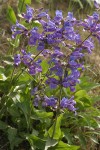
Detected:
[
  {"left": 34, "top": 49, "right": 44, "bottom": 60},
  {"left": 12, "top": 49, "right": 44, "bottom": 84},
  {"left": 59, "top": 79, "right": 63, "bottom": 107},
  {"left": 77, "top": 33, "right": 92, "bottom": 48}
]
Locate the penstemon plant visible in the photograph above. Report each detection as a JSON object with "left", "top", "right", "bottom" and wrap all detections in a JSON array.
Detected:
[{"left": 0, "top": 1, "right": 100, "bottom": 150}]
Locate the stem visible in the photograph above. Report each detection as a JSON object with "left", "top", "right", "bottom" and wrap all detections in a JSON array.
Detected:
[
  {"left": 58, "top": 83, "right": 63, "bottom": 108},
  {"left": 34, "top": 49, "right": 44, "bottom": 60},
  {"left": 10, "top": 67, "right": 15, "bottom": 84},
  {"left": 51, "top": 81, "right": 62, "bottom": 139},
  {"left": 77, "top": 32, "right": 92, "bottom": 48},
  {"left": 51, "top": 113, "right": 58, "bottom": 139},
  {"left": 0, "top": 142, "right": 9, "bottom": 149},
  {"left": 20, "top": 0, "right": 25, "bottom": 12},
  {"left": 14, "top": 68, "right": 25, "bottom": 82},
  {"left": 76, "top": 20, "right": 99, "bottom": 48}
]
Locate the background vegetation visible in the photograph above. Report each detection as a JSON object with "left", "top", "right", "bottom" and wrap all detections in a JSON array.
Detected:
[{"left": 0, "top": 0, "right": 100, "bottom": 150}]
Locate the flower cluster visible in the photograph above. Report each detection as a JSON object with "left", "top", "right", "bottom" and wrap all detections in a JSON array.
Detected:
[
  {"left": 14, "top": 50, "right": 42, "bottom": 75},
  {"left": 33, "top": 95, "right": 76, "bottom": 113},
  {"left": 12, "top": 2, "right": 100, "bottom": 113}
]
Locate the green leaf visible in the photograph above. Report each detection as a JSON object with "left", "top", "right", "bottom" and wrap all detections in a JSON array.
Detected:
[
  {"left": 86, "top": 131, "right": 100, "bottom": 136},
  {"left": 41, "top": 59, "right": 49, "bottom": 74},
  {"left": 75, "top": 90, "right": 92, "bottom": 107},
  {"left": 48, "top": 141, "right": 80, "bottom": 150},
  {"left": 8, "top": 127, "right": 17, "bottom": 150},
  {"left": 78, "top": 133, "right": 87, "bottom": 149},
  {"left": 86, "top": 0, "right": 93, "bottom": 7},
  {"left": 7, "top": 6, "right": 17, "bottom": 24},
  {"left": 90, "top": 137, "right": 99, "bottom": 144},
  {"left": 0, "top": 66, "right": 4, "bottom": 73},
  {"left": 0, "top": 121, "right": 8, "bottom": 130},
  {"left": 91, "top": 96, "right": 100, "bottom": 102},
  {"left": 27, "top": 135, "right": 45, "bottom": 150},
  {"left": 12, "top": 35, "right": 20, "bottom": 48},
  {"left": 8, "top": 105, "right": 20, "bottom": 117},
  {"left": 79, "top": 77, "right": 100, "bottom": 91},
  {"left": 75, "top": 90, "right": 87, "bottom": 98},
  {"left": 74, "top": 0, "right": 83, "bottom": 8},
  {"left": 32, "top": 110, "right": 53, "bottom": 120},
  {"left": 18, "top": 0, "right": 31, "bottom": 12},
  {"left": 32, "top": 20, "right": 42, "bottom": 27},
  {"left": 3, "top": 55, "right": 13, "bottom": 65},
  {"left": 45, "top": 138, "right": 58, "bottom": 150},
  {"left": 62, "top": 129, "right": 73, "bottom": 144},
  {"left": 17, "top": 99, "right": 31, "bottom": 128},
  {"left": 48, "top": 114, "right": 63, "bottom": 139},
  {"left": 0, "top": 73, "right": 7, "bottom": 81},
  {"left": 24, "top": 0, "right": 31, "bottom": 4}
]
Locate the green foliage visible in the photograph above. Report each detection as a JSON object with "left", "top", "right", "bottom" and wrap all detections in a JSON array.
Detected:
[
  {"left": 48, "top": 141, "right": 80, "bottom": 150},
  {"left": 18, "top": 0, "right": 31, "bottom": 12},
  {"left": 0, "top": 55, "right": 99, "bottom": 149},
  {"left": 7, "top": 6, "right": 17, "bottom": 24},
  {"left": 48, "top": 114, "right": 63, "bottom": 139},
  {"left": 73, "top": 0, "right": 93, "bottom": 8}
]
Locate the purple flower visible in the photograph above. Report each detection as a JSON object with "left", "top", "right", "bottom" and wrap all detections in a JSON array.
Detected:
[
  {"left": 71, "top": 69, "right": 80, "bottom": 78},
  {"left": 71, "top": 50, "right": 84, "bottom": 59},
  {"left": 52, "top": 50, "right": 64, "bottom": 58},
  {"left": 93, "top": 12, "right": 99, "bottom": 21},
  {"left": 60, "top": 96, "right": 76, "bottom": 112},
  {"left": 21, "top": 50, "right": 33, "bottom": 66},
  {"left": 92, "top": 23, "right": 100, "bottom": 42},
  {"left": 11, "top": 21, "right": 27, "bottom": 38},
  {"left": 67, "top": 12, "right": 76, "bottom": 21},
  {"left": 22, "top": 5, "right": 34, "bottom": 22},
  {"left": 62, "top": 74, "right": 80, "bottom": 92},
  {"left": 54, "top": 10, "right": 63, "bottom": 22},
  {"left": 64, "top": 22, "right": 78, "bottom": 41},
  {"left": 31, "top": 87, "right": 38, "bottom": 95},
  {"left": 80, "top": 12, "right": 99, "bottom": 32},
  {"left": 44, "top": 21, "right": 56, "bottom": 32},
  {"left": 29, "top": 60, "right": 42, "bottom": 75},
  {"left": 83, "top": 38, "right": 94, "bottom": 53},
  {"left": 39, "top": 20, "right": 47, "bottom": 27},
  {"left": 34, "top": 95, "right": 41, "bottom": 107},
  {"left": 69, "top": 60, "right": 81, "bottom": 68},
  {"left": 42, "top": 49, "right": 51, "bottom": 57},
  {"left": 94, "top": 0, "right": 100, "bottom": 9},
  {"left": 37, "top": 41, "right": 45, "bottom": 50},
  {"left": 14, "top": 21, "right": 26, "bottom": 29},
  {"left": 14, "top": 54, "right": 21, "bottom": 66},
  {"left": 46, "top": 78, "right": 59, "bottom": 89},
  {"left": 50, "top": 65, "right": 63, "bottom": 77},
  {"left": 38, "top": 11, "right": 47, "bottom": 18},
  {"left": 44, "top": 96, "right": 57, "bottom": 108},
  {"left": 28, "top": 27, "right": 39, "bottom": 45},
  {"left": 64, "top": 21, "right": 73, "bottom": 29}
]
